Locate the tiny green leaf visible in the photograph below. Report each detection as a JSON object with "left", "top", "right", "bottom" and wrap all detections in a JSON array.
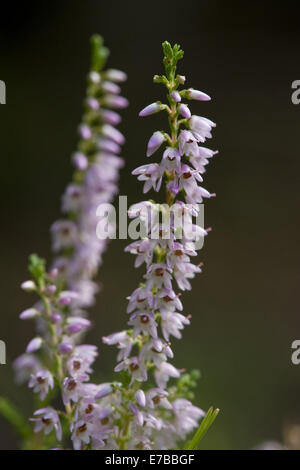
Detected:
[
  {"left": 185, "top": 406, "right": 220, "bottom": 450},
  {"left": 162, "top": 41, "right": 173, "bottom": 59}
]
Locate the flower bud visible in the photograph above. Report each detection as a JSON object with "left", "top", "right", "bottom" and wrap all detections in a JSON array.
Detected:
[
  {"left": 45, "top": 285, "right": 57, "bottom": 295},
  {"left": 20, "top": 308, "right": 39, "bottom": 320},
  {"left": 95, "top": 385, "right": 113, "bottom": 399},
  {"left": 26, "top": 337, "right": 42, "bottom": 353},
  {"left": 72, "top": 153, "right": 88, "bottom": 171},
  {"left": 86, "top": 98, "right": 99, "bottom": 110},
  {"left": 20, "top": 280, "right": 36, "bottom": 292},
  {"left": 79, "top": 124, "right": 92, "bottom": 140},
  {"left": 67, "top": 317, "right": 91, "bottom": 334},
  {"left": 177, "top": 75, "right": 186, "bottom": 84},
  {"left": 51, "top": 313, "right": 62, "bottom": 324},
  {"left": 105, "top": 69, "right": 127, "bottom": 82},
  {"left": 146, "top": 131, "right": 165, "bottom": 157},
  {"left": 135, "top": 389, "right": 146, "bottom": 407},
  {"left": 89, "top": 71, "right": 101, "bottom": 84},
  {"left": 139, "top": 102, "right": 162, "bottom": 117},
  {"left": 101, "top": 81, "right": 121, "bottom": 94},
  {"left": 101, "top": 124, "right": 125, "bottom": 145},
  {"left": 170, "top": 91, "right": 181, "bottom": 103},
  {"left": 187, "top": 88, "right": 211, "bottom": 101},
  {"left": 58, "top": 343, "right": 73, "bottom": 355},
  {"left": 178, "top": 103, "right": 191, "bottom": 118},
  {"left": 104, "top": 95, "right": 129, "bottom": 109},
  {"left": 100, "top": 109, "right": 121, "bottom": 125}
]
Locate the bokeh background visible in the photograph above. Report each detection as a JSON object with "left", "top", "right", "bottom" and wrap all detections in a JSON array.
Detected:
[{"left": 1, "top": 0, "right": 300, "bottom": 450}]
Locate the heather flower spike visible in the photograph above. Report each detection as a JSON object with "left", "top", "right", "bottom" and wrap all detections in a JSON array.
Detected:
[
  {"left": 72, "top": 41, "right": 219, "bottom": 450},
  {"left": 13, "top": 35, "right": 128, "bottom": 449},
  {"left": 9, "top": 38, "right": 218, "bottom": 451}
]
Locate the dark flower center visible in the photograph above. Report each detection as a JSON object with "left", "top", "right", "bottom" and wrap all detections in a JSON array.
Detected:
[
  {"left": 67, "top": 379, "right": 77, "bottom": 391},
  {"left": 155, "top": 268, "right": 164, "bottom": 276}
]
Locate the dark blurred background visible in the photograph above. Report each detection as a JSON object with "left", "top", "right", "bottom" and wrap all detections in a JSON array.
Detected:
[{"left": 1, "top": 0, "right": 300, "bottom": 450}]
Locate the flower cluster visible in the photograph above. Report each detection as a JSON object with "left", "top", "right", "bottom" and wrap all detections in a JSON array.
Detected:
[
  {"left": 71, "top": 41, "right": 218, "bottom": 450},
  {"left": 12, "top": 39, "right": 218, "bottom": 451},
  {"left": 13, "top": 36, "right": 128, "bottom": 448},
  {"left": 51, "top": 36, "right": 128, "bottom": 310}
]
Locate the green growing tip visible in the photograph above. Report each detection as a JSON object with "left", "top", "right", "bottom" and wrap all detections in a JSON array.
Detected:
[
  {"left": 90, "top": 34, "right": 110, "bottom": 72},
  {"left": 161, "top": 40, "right": 184, "bottom": 81},
  {"left": 28, "top": 253, "right": 46, "bottom": 283}
]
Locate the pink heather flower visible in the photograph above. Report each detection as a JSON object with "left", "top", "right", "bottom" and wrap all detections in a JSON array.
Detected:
[
  {"left": 31, "top": 408, "right": 62, "bottom": 441},
  {"left": 67, "top": 317, "right": 91, "bottom": 334},
  {"left": 157, "top": 288, "right": 183, "bottom": 312},
  {"left": 128, "top": 312, "right": 158, "bottom": 339},
  {"left": 71, "top": 420, "right": 92, "bottom": 450},
  {"left": 98, "top": 137, "right": 121, "bottom": 154},
  {"left": 45, "top": 284, "right": 57, "bottom": 295},
  {"left": 72, "top": 152, "right": 88, "bottom": 171},
  {"left": 13, "top": 354, "right": 42, "bottom": 384},
  {"left": 189, "top": 115, "right": 215, "bottom": 142},
  {"left": 161, "top": 311, "right": 190, "bottom": 341},
  {"left": 29, "top": 369, "right": 54, "bottom": 400},
  {"left": 58, "top": 290, "right": 79, "bottom": 306},
  {"left": 187, "top": 88, "right": 211, "bottom": 101},
  {"left": 161, "top": 147, "right": 181, "bottom": 172},
  {"left": 189, "top": 146, "right": 218, "bottom": 173},
  {"left": 179, "top": 129, "right": 201, "bottom": 155},
  {"left": 101, "top": 124, "right": 125, "bottom": 145},
  {"left": 179, "top": 164, "right": 203, "bottom": 198},
  {"left": 89, "top": 71, "right": 101, "bottom": 84},
  {"left": 95, "top": 384, "right": 113, "bottom": 400},
  {"left": 101, "top": 81, "right": 121, "bottom": 94},
  {"left": 154, "top": 362, "right": 180, "bottom": 389},
  {"left": 62, "top": 184, "right": 83, "bottom": 213},
  {"left": 102, "top": 331, "right": 132, "bottom": 361},
  {"left": 104, "top": 94, "right": 129, "bottom": 109},
  {"left": 115, "top": 357, "right": 147, "bottom": 382},
  {"left": 51, "top": 220, "right": 78, "bottom": 252},
  {"left": 146, "top": 388, "right": 172, "bottom": 410},
  {"left": 86, "top": 97, "right": 99, "bottom": 110},
  {"left": 145, "top": 263, "right": 173, "bottom": 290},
  {"left": 63, "top": 377, "right": 83, "bottom": 405},
  {"left": 125, "top": 240, "right": 156, "bottom": 268},
  {"left": 58, "top": 343, "right": 73, "bottom": 355},
  {"left": 99, "top": 109, "right": 122, "bottom": 125},
  {"left": 105, "top": 69, "right": 127, "bottom": 82},
  {"left": 135, "top": 389, "right": 146, "bottom": 408},
  {"left": 172, "top": 399, "right": 205, "bottom": 435},
  {"left": 26, "top": 337, "right": 43, "bottom": 353},
  {"left": 170, "top": 91, "right": 181, "bottom": 102},
  {"left": 127, "top": 286, "right": 155, "bottom": 313},
  {"left": 178, "top": 103, "right": 191, "bottom": 118},
  {"left": 20, "top": 308, "right": 39, "bottom": 320},
  {"left": 129, "top": 403, "right": 144, "bottom": 426},
  {"left": 132, "top": 163, "right": 163, "bottom": 193},
  {"left": 139, "top": 102, "right": 163, "bottom": 117},
  {"left": 79, "top": 124, "right": 92, "bottom": 140},
  {"left": 20, "top": 280, "right": 36, "bottom": 292},
  {"left": 146, "top": 131, "right": 165, "bottom": 157},
  {"left": 141, "top": 338, "right": 173, "bottom": 367},
  {"left": 67, "top": 346, "right": 97, "bottom": 380},
  {"left": 51, "top": 313, "right": 62, "bottom": 324}
]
